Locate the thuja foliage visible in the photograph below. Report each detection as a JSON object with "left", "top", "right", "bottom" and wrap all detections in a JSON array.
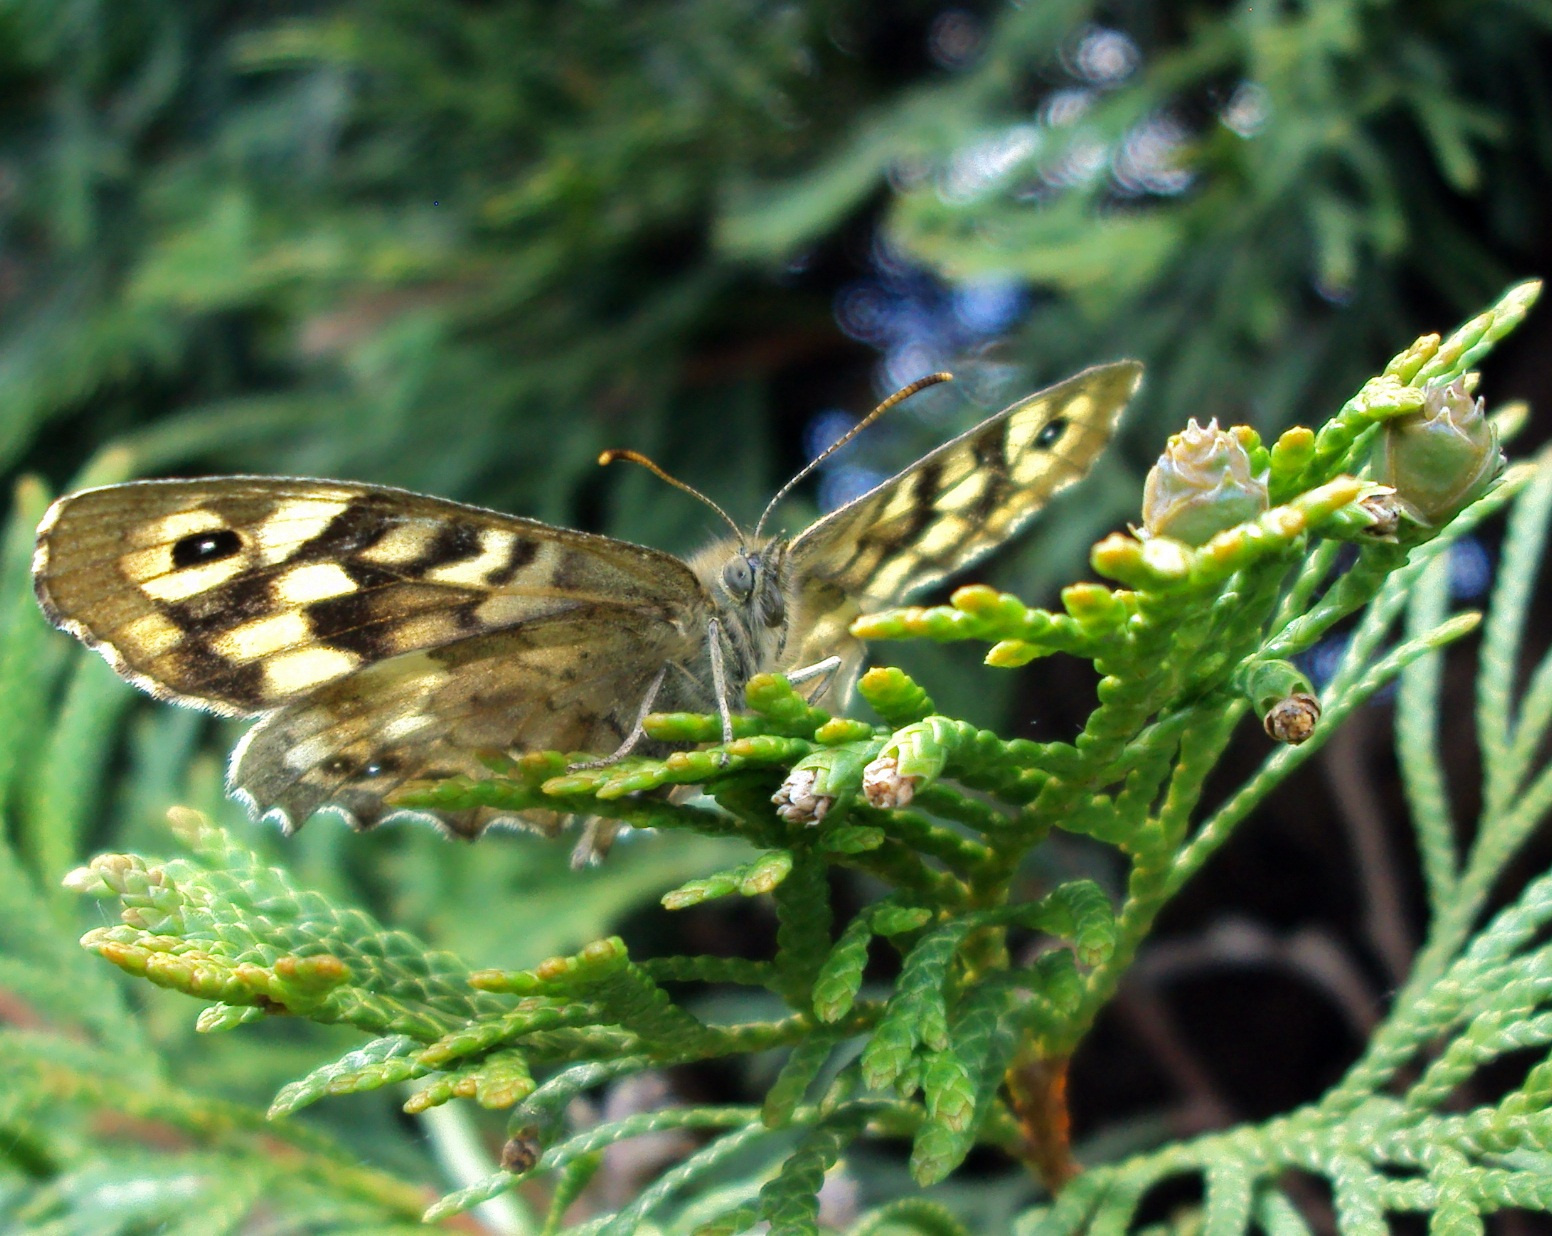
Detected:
[{"left": 14, "top": 283, "right": 1537, "bottom": 1233}]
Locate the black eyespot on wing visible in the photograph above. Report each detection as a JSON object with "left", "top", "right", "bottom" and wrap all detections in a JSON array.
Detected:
[
  {"left": 1035, "top": 417, "right": 1069, "bottom": 449},
  {"left": 171, "top": 528, "right": 243, "bottom": 569},
  {"left": 363, "top": 754, "right": 402, "bottom": 778}
]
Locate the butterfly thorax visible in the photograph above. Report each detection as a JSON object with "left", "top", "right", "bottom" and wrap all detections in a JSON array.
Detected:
[{"left": 685, "top": 534, "right": 793, "bottom": 698}]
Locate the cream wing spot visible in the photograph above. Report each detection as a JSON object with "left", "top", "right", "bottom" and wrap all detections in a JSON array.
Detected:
[
  {"left": 282, "top": 734, "right": 335, "bottom": 773},
  {"left": 1003, "top": 409, "right": 1046, "bottom": 455},
  {"left": 117, "top": 544, "right": 173, "bottom": 583},
  {"left": 274, "top": 562, "right": 359, "bottom": 605},
  {"left": 385, "top": 612, "right": 468, "bottom": 654},
  {"left": 379, "top": 713, "right": 437, "bottom": 743},
  {"left": 128, "top": 508, "right": 228, "bottom": 551},
  {"left": 474, "top": 592, "right": 578, "bottom": 628},
  {"left": 935, "top": 472, "right": 989, "bottom": 514},
  {"left": 253, "top": 498, "right": 354, "bottom": 564},
  {"left": 1010, "top": 394, "right": 1090, "bottom": 454},
  {"left": 915, "top": 516, "right": 971, "bottom": 559},
  {"left": 262, "top": 646, "right": 362, "bottom": 698},
  {"left": 217, "top": 611, "right": 312, "bottom": 663},
  {"left": 869, "top": 555, "right": 919, "bottom": 599},
  {"left": 425, "top": 529, "right": 516, "bottom": 586},
  {"left": 359, "top": 523, "right": 436, "bottom": 567},
  {"left": 1012, "top": 451, "right": 1072, "bottom": 486},
  {"left": 136, "top": 554, "right": 249, "bottom": 601},
  {"left": 877, "top": 485, "right": 922, "bottom": 525},
  {"left": 120, "top": 612, "right": 184, "bottom": 658}
]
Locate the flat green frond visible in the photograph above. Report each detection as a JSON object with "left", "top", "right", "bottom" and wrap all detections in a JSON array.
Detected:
[
  {"left": 861, "top": 917, "right": 977, "bottom": 1090},
  {"left": 269, "top": 1035, "right": 428, "bottom": 1117},
  {"left": 1202, "top": 1154, "right": 1256, "bottom": 1236},
  {"left": 846, "top": 1198, "right": 972, "bottom": 1236},
  {"left": 662, "top": 850, "right": 794, "bottom": 909},
  {"left": 911, "top": 981, "right": 1018, "bottom": 1185},
  {"left": 0, "top": 480, "right": 67, "bottom": 817},
  {"left": 763, "top": 1033, "right": 839, "bottom": 1127},
  {"left": 856, "top": 666, "right": 938, "bottom": 728},
  {"left": 756, "top": 1117, "right": 860, "bottom": 1234},
  {"left": 425, "top": 1105, "right": 765, "bottom": 1222},
  {"left": 1397, "top": 554, "right": 1458, "bottom": 913},
  {"left": 71, "top": 811, "right": 500, "bottom": 1036},
  {"left": 813, "top": 906, "right": 886, "bottom": 1024},
  {"left": 1480, "top": 453, "right": 1552, "bottom": 817}
]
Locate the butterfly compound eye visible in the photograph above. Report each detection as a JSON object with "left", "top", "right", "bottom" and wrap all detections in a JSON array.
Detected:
[
  {"left": 171, "top": 528, "right": 243, "bottom": 569},
  {"left": 722, "top": 555, "right": 754, "bottom": 598}
]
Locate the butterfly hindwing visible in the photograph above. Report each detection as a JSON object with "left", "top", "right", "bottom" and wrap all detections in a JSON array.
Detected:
[
  {"left": 231, "top": 609, "right": 682, "bottom": 835},
  {"left": 784, "top": 361, "right": 1141, "bottom": 672}
]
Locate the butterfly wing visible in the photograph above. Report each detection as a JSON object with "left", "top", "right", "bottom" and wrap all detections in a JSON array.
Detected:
[
  {"left": 785, "top": 361, "right": 1142, "bottom": 676},
  {"left": 34, "top": 477, "right": 710, "bottom": 832},
  {"left": 231, "top": 609, "right": 684, "bottom": 836}
]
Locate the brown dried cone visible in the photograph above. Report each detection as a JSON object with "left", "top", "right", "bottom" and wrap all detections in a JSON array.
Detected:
[
  {"left": 1263, "top": 692, "right": 1321, "bottom": 744},
  {"left": 1357, "top": 487, "right": 1403, "bottom": 538},
  {"left": 862, "top": 754, "right": 920, "bottom": 809},
  {"left": 500, "top": 1128, "right": 542, "bottom": 1173},
  {"left": 772, "top": 767, "right": 834, "bottom": 825},
  {"left": 1376, "top": 376, "right": 1504, "bottom": 525},
  {"left": 1141, "top": 419, "right": 1270, "bottom": 545}
]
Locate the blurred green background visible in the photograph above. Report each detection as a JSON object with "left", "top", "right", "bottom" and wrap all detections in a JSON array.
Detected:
[{"left": 2, "top": 1, "right": 1550, "bottom": 1229}]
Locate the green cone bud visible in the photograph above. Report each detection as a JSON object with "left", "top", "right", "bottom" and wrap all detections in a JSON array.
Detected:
[
  {"left": 1376, "top": 376, "right": 1503, "bottom": 525},
  {"left": 1141, "top": 419, "right": 1269, "bottom": 546}
]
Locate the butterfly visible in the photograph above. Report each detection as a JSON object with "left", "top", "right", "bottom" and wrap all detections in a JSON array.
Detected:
[{"left": 32, "top": 361, "right": 1141, "bottom": 847}]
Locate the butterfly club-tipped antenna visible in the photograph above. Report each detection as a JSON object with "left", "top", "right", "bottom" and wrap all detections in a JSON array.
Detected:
[
  {"left": 753, "top": 371, "right": 954, "bottom": 540},
  {"left": 597, "top": 448, "right": 745, "bottom": 540}
]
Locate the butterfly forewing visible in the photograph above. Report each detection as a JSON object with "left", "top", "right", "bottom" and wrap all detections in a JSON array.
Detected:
[
  {"left": 34, "top": 477, "right": 711, "bottom": 835},
  {"left": 34, "top": 478, "right": 709, "bottom": 715},
  {"left": 783, "top": 361, "right": 1141, "bottom": 673}
]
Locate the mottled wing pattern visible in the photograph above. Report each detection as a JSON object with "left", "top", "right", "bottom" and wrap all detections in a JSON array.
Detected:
[
  {"left": 34, "top": 477, "right": 709, "bottom": 833},
  {"left": 784, "top": 361, "right": 1142, "bottom": 675},
  {"left": 231, "top": 612, "right": 684, "bottom": 836}
]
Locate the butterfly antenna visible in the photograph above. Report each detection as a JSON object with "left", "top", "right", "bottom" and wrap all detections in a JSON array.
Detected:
[
  {"left": 598, "top": 449, "right": 743, "bottom": 539},
  {"left": 754, "top": 371, "right": 953, "bottom": 539}
]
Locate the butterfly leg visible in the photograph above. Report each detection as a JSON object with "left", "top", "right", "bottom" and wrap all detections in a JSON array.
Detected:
[
  {"left": 566, "top": 664, "right": 671, "bottom": 771},
  {"left": 783, "top": 654, "right": 844, "bottom": 702},
  {"left": 706, "top": 617, "right": 735, "bottom": 745},
  {"left": 571, "top": 816, "right": 619, "bottom": 869}
]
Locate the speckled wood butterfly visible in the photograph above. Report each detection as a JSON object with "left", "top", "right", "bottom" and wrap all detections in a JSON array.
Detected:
[{"left": 33, "top": 362, "right": 1140, "bottom": 845}]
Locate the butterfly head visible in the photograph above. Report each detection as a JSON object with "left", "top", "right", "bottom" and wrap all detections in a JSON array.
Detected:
[{"left": 717, "top": 540, "right": 788, "bottom": 630}]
